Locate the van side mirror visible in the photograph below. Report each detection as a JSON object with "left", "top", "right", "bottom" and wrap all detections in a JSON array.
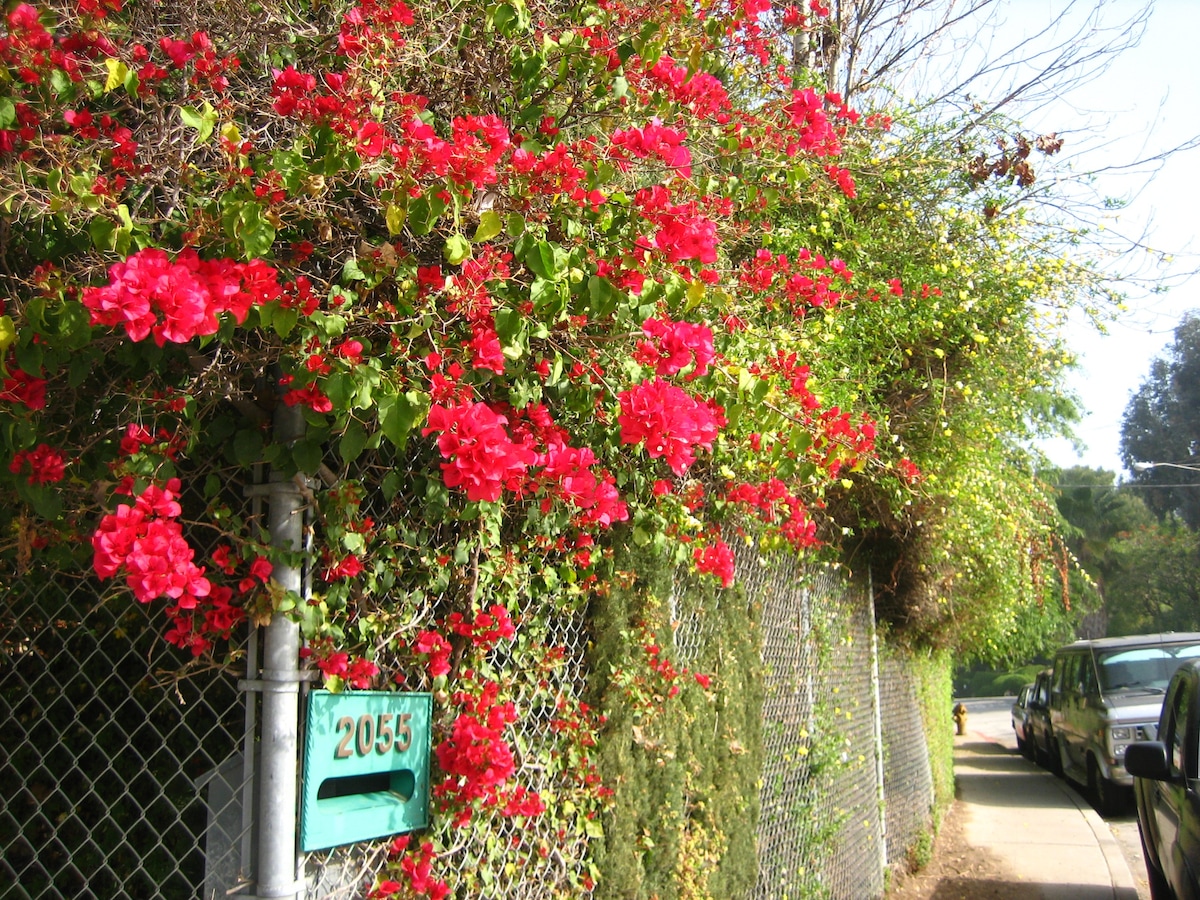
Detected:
[{"left": 1125, "top": 741, "right": 1171, "bottom": 781}]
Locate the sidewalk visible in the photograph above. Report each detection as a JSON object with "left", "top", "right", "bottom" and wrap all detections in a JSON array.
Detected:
[
  {"left": 887, "top": 722, "right": 1147, "bottom": 900},
  {"left": 938, "top": 735, "right": 1141, "bottom": 899}
]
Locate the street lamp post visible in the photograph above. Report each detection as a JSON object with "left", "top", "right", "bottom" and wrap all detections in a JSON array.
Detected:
[{"left": 1132, "top": 461, "right": 1200, "bottom": 473}]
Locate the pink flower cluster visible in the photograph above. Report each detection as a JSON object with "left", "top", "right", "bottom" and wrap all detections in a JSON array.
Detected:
[
  {"left": 725, "top": 477, "right": 819, "bottom": 549},
  {"left": 538, "top": 439, "right": 629, "bottom": 527},
  {"left": 610, "top": 118, "right": 692, "bottom": 178},
  {"left": 82, "top": 248, "right": 284, "bottom": 345},
  {"left": 782, "top": 88, "right": 843, "bottom": 157},
  {"left": 447, "top": 604, "right": 516, "bottom": 648},
  {"left": 92, "top": 479, "right": 210, "bottom": 605},
  {"left": 371, "top": 836, "right": 449, "bottom": 900},
  {"left": 0, "top": 366, "right": 46, "bottom": 410},
  {"left": 422, "top": 401, "right": 537, "bottom": 502},
  {"left": 643, "top": 55, "right": 730, "bottom": 119},
  {"left": 693, "top": 537, "right": 735, "bottom": 587},
  {"left": 618, "top": 378, "right": 725, "bottom": 475},
  {"left": 635, "top": 315, "right": 715, "bottom": 381},
  {"left": 434, "top": 681, "right": 520, "bottom": 822},
  {"left": 414, "top": 629, "right": 453, "bottom": 677},
  {"left": 635, "top": 185, "right": 718, "bottom": 264},
  {"left": 813, "top": 407, "right": 877, "bottom": 477},
  {"left": 738, "top": 247, "right": 854, "bottom": 316}
]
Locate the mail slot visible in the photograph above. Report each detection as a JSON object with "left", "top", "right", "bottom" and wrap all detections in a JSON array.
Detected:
[{"left": 300, "top": 690, "right": 432, "bottom": 851}]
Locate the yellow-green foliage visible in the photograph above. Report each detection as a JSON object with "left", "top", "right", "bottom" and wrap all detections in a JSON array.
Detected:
[{"left": 589, "top": 547, "right": 765, "bottom": 900}]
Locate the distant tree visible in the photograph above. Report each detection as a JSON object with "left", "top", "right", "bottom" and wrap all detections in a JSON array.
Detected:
[
  {"left": 1053, "top": 466, "right": 1153, "bottom": 634},
  {"left": 1106, "top": 523, "right": 1200, "bottom": 636},
  {"left": 1121, "top": 313, "right": 1200, "bottom": 528}
]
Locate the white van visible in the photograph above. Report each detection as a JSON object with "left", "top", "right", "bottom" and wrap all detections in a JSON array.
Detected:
[{"left": 1049, "top": 633, "right": 1200, "bottom": 814}]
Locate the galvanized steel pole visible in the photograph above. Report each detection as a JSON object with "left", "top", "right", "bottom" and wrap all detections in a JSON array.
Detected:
[{"left": 257, "top": 403, "right": 306, "bottom": 899}]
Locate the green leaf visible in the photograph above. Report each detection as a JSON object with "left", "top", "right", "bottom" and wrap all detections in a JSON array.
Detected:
[
  {"left": 473, "top": 211, "right": 504, "bottom": 243},
  {"left": 379, "top": 390, "right": 427, "bottom": 449},
  {"left": 225, "top": 201, "right": 275, "bottom": 258},
  {"left": 68, "top": 353, "right": 92, "bottom": 388},
  {"left": 0, "top": 99, "right": 15, "bottom": 130},
  {"left": 407, "top": 194, "right": 445, "bottom": 236},
  {"left": 494, "top": 307, "right": 521, "bottom": 343},
  {"left": 342, "top": 256, "right": 368, "bottom": 282},
  {"left": 15, "top": 340, "right": 42, "bottom": 375},
  {"left": 525, "top": 240, "right": 561, "bottom": 281},
  {"left": 324, "top": 373, "right": 353, "bottom": 409},
  {"left": 444, "top": 233, "right": 473, "bottom": 265},
  {"left": 292, "top": 440, "right": 324, "bottom": 475},
  {"left": 179, "top": 102, "right": 217, "bottom": 143},
  {"left": 531, "top": 278, "right": 567, "bottom": 317},
  {"left": 233, "top": 429, "right": 264, "bottom": 467},
  {"left": 506, "top": 212, "right": 526, "bottom": 237},
  {"left": 382, "top": 470, "right": 404, "bottom": 502},
  {"left": 386, "top": 203, "right": 406, "bottom": 235},
  {"left": 338, "top": 420, "right": 369, "bottom": 466},
  {"left": 587, "top": 276, "right": 619, "bottom": 319},
  {"left": 751, "top": 378, "right": 770, "bottom": 404},
  {"left": 88, "top": 218, "right": 116, "bottom": 251},
  {"left": 272, "top": 307, "right": 298, "bottom": 338},
  {"left": 103, "top": 57, "right": 128, "bottom": 93}
]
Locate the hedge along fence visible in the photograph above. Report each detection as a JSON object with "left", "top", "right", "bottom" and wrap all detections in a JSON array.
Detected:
[
  {"left": 0, "top": 512, "right": 944, "bottom": 900},
  {"left": 0, "top": 0, "right": 958, "bottom": 896}
]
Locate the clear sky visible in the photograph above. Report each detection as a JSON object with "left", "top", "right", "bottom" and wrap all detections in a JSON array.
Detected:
[{"left": 1001, "top": 0, "right": 1200, "bottom": 476}]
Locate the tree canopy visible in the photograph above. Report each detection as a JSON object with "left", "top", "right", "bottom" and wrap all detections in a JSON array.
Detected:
[{"left": 1122, "top": 311, "right": 1200, "bottom": 528}]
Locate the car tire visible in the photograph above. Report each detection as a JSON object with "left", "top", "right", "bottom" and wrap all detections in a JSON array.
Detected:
[
  {"left": 1016, "top": 733, "right": 1028, "bottom": 756},
  {"left": 1088, "top": 756, "right": 1123, "bottom": 817}
]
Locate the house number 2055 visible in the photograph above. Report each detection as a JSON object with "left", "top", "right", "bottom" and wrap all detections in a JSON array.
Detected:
[{"left": 334, "top": 713, "right": 414, "bottom": 758}]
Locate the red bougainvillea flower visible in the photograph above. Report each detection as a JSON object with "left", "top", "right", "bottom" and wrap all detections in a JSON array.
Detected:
[
  {"left": 637, "top": 316, "right": 715, "bottom": 380},
  {"left": 617, "top": 378, "right": 724, "bottom": 475},
  {"left": 0, "top": 366, "right": 47, "bottom": 410},
  {"left": 9, "top": 444, "right": 66, "bottom": 484},
  {"left": 422, "top": 401, "right": 536, "bottom": 502},
  {"left": 693, "top": 537, "right": 735, "bottom": 587},
  {"left": 414, "top": 630, "right": 452, "bottom": 677},
  {"left": 82, "top": 248, "right": 283, "bottom": 346},
  {"left": 92, "top": 478, "right": 211, "bottom": 607}
]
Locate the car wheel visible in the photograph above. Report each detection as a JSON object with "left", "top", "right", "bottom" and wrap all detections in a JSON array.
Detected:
[
  {"left": 1088, "top": 756, "right": 1123, "bottom": 817},
  {"left": 1016, "top": 733, "right": 1028, "bottom": 755}
]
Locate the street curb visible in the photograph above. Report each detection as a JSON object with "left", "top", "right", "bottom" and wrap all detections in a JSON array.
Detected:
[{"left": 1047, "top": 772, "right": 1140, "bottom": 897}]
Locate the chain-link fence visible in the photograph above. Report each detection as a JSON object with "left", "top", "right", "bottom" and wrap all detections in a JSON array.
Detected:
[
  {"left": 2, "top": 495, "right": 937, "bottom": 900},
  {"left": 734, "top": 546, "right": 935, "bottom": 900},
  {"left": 0, "top": 467, "right": 259, "bottom": 900}
]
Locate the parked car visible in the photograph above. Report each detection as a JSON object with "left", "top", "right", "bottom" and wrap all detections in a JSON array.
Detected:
[
  {"left": 1011, "top": 682, "right": 1036, "bottom": 755},
  {"left": 1025, "top": 668, "right": 1059, "bottom": 772},
  {"left": 1125, "top": 659, "right": 1200, "bottom": 899},
  {"left": 1050, "top": 633, "right": 1200, "bottom": 815}
]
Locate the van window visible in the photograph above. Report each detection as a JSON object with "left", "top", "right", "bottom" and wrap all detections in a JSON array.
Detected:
[
  {"left": 1055, "top": 655, "right": 1078, "bottom": 697},
  {"left": 1078, "top": 656, "right": 1097, "bottom": 695},
  {"left": 1096, "top": 643, "right": 1200, "bottom": 693}
]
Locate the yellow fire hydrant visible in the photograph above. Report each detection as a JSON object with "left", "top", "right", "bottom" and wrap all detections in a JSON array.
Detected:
[{"left": 952, "top": 702, "right": 968, "bottom": 736}]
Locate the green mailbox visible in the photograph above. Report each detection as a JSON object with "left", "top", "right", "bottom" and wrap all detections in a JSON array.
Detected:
[{"left": 301, "top": 690, "right": 432, "bottom": 852}]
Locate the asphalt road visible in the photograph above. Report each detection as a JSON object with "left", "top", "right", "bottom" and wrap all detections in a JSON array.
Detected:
[{"left": 957, "top": 697, "right": 1151, "bottom": 900}]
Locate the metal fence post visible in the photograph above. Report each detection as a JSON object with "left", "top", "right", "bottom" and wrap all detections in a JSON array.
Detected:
[
  {"left": 256, "top": 403, "right": 307, "bottom": 900},
  {"left": 867, "top": 570, "right": 888, "bottom": 882}
]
